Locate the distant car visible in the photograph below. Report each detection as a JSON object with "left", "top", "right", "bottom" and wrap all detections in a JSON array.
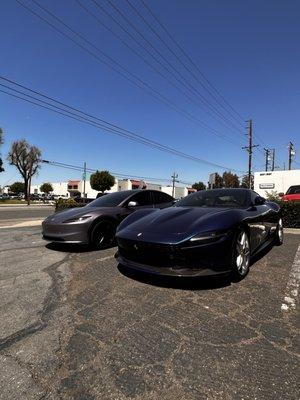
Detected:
[
  {"left": 279, "top": 185, "right": 300, "bottom": 202},
  {"left": 42, "top": 190, "right": 175, "bottom": 249},
  {"left": 96, "top": 192, "right": 107, "bottom": 199},
  {"left": 116, "top": 189, "right": 283, "bottom": 280}
]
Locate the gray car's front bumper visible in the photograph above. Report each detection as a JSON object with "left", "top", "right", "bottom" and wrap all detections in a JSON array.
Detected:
[{"left": 42, "top": 221, "right": 90, "bottom": 244}]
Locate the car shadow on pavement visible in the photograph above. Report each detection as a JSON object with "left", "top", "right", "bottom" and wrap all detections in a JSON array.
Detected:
[
  {"left": 117, "top": 264, "right": 231, "bottom": 291},
  {"left": 45, "top": 243, "right": 94, "bottom": 253},
  {"left": 46, "top": 242, "right": 118, "bottom": 253}
]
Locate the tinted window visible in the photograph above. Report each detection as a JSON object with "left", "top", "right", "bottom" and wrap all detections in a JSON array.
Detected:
[
  {"left": 250, "top": 191, "right": 260, "bottom": 204},
  {"left": 88, "top": 190, "right": 134, "bottom": 207},
  {"left": 152, "top": 191, "right": 174, "bottom": 204},
  {"left": 176, "top": 189, "right": 249, "bottom": 208},
  {"left": 286, "top": 185, "right": 300, "bottom": 194},
  {"left": 129, "top": 191, "right": 152, "bottom": 206}
]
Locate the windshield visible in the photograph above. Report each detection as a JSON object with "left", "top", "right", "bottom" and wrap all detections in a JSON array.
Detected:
[
  {"left": 87, "top": 190, "right": 133, "bottom": 207},
  {"left": 286, "top": 185, "right": 300, "bottom": 195},
  {"left": 175, "top": 189, "right": 249, "bottom": 208}
]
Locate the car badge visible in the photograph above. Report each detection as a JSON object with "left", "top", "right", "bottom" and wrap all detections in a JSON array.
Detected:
[
  {"left": 134, "top": 244, "right": 138, "bottom": 250},
  {"left": 137, "top": 232, "right": 142, "bottom": 237}
]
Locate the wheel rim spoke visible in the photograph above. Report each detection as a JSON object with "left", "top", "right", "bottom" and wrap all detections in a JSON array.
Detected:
[{"left": 236, "top": 232, "right": 250, "bottom": 274}]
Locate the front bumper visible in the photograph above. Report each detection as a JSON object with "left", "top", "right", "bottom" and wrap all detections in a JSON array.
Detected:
[
  {"left": 116, "top": 235, "right": 233, "bottom": 277},
  {"left": 42, "top": 221, "right": 89, "bottom": 244}
]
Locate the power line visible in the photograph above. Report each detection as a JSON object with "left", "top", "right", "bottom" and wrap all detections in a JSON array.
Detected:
[
  {"left": 104, "top": 0, "right": 244, "bottom": 135},
  {"left": 42, "top": 159, "right": 193, "bottom": 184},
  {"left": 139, "top": 0, "right": 245, "bottom": 123},
  {"left": 76, "top": 0, "right": 242, "bottom": 139},
  {"left": 77, "top": 0, "right": 243, "bottom": 139},
  {"left": 15, "top": 0, "right": 243, "bottom": 147},
  {"left": 0, "top": 77, "right": 246, "bottom": 172},
  {"left": 125, "top": 0, "right": 245, "bottom": 131}
]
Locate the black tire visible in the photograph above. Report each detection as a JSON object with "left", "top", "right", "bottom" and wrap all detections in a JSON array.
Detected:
[
  {"left": 274, "top": 218, "right": 283, "bottom": 246},
  {"left": 90, "top": 220, "right": 116, "bottom": 250},
  {"left": 231, "top": 229, "right": 251, "bottom": 281}
]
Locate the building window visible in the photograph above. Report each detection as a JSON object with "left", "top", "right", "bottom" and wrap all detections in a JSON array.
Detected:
[
  {"left": 68, "top": 185, "right": 72, "bottom": 189},
  {"left": 74, "top": 185, "right": 78, "bottom": 189}
]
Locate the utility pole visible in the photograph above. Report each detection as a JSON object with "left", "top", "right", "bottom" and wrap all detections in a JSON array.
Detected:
[
  {"left": 264, "top": 148, "right": 270, "bottom": 172},
  {"left": 288, "top": 142, "right": 295, "bottom": 170},
  {"left": 82, "top": 162, "right": 86, "bottom": 200},
  {"left": 242, "top": 119, "right": 259, "bottom": 189},
  {"left": 271, "top": 149, "right": 275, "bottom": 171},
  {"left": 171, "top": 172, "right": 178, "bottom": 198}
]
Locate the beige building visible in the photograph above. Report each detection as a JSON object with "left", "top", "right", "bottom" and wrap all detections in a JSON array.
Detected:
[{"left": 31, "top": 178, "right": 195, "bottom": 199}]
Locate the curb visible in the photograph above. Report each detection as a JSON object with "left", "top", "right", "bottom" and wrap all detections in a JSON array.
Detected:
[{"left": 285, "top": 228, "right": 300, "bottom": 235}]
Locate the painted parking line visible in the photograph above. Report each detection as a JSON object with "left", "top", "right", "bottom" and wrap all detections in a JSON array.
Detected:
[
  {"left": 95, "top": 255, "right": 115, "bottom": 262},
  {"left": 281, "top": 245, "right": 300, "bottom": 311}
]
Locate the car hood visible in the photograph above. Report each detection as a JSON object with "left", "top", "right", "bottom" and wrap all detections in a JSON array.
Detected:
[
  {"left": 44, "top": 206, "right": 116, "bottom": 223},
  {"left": 118, "top": 206, "right": 236, "bottom": 244}
]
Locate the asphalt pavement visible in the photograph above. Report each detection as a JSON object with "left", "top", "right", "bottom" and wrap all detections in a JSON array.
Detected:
[
  {"left": 0, "top": 225, "right": 299, "bottom": 400},
  {"left": 0, "top": 205, "right": 54, "bottom": 223}
]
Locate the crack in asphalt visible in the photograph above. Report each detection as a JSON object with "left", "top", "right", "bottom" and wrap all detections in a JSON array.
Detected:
[
  {"left": 0, "top": 244, "right": 45, "bottom": 253},
  {"left": 0, "top": 254, "right": 71, "bottom": 352}
]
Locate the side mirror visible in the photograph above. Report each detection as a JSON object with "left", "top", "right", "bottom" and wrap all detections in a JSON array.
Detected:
[
  {"left": 254, "top": 196, "right": 266, "bottom": 206},
  {"left": 128, "top": 201, "right": 138, "bottom": 208},
  {"left": 278, "top": 192, "right": 284, "bottom": 197}
]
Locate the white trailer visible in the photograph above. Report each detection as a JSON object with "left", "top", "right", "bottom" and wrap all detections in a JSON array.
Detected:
[{"left": 254, "top": 170, "right": 300, "bottom": 197}]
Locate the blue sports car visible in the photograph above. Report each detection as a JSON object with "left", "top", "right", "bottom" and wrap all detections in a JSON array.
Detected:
[{"left": 115, "top": 189, "right": 283, "bottom": 280}]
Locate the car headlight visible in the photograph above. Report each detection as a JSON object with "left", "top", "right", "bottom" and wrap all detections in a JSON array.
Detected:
[
  {"left": 63, "top": 216, "right": 92, "bottom": 223},
  {"left": 189, "top": 230, "right": 229, "bottom": 243}
]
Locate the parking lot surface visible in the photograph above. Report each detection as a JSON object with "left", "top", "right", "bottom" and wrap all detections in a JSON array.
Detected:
[
  {"left": 0, "top": 225, "right": 299, "bottom": 400},
  {"left": 0, "top": 206, "right": 54, "bottom": 226}
]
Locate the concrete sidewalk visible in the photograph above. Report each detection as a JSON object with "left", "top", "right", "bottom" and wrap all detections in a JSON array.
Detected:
[
  {"left": 0, "top": 204, "right": 54, "bottom": 207},
  {"left": 0, "top": 219, "right": 44, "bottom": 229}
]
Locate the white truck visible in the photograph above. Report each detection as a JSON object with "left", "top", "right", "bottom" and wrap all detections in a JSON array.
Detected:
[{"left": 254, "top": 169, "right": 300, "bottom": 197}]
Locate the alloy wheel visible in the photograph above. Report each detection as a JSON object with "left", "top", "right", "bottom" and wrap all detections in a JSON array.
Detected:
[
  {"left": 236, "top": 231, "right": 250, "bottom": 275},
  {"left": 277, "top": 218, "right": 283, "bottom": 243}
]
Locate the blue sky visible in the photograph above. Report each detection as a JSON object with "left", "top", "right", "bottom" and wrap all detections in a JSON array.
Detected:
[{"left": 0, "top": 0, "right": 299, "bottom": 187}]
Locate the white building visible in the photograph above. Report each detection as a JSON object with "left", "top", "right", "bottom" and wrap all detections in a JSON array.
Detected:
[
  {"left": 254, "top": 169, "right": 300, "bottom": 197},
  {"left": 31, "top": 178, "right": 195, "bottom": 199}
]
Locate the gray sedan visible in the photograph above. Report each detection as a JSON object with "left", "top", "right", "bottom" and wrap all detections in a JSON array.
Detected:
[{"left": 42, "top": 189, "right": 174, "bottom": 249}]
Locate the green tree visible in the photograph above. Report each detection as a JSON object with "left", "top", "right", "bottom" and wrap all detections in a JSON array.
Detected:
[
  {"left": 223, "top": 171, "right": 240, "bottom": 188},
  {"left": 90, "top": 170, "right": 115, "bottom": 193},
  {"left": 40, "top": 182, "right": 53, "bottom": 194},
  {"left": 10, "top": 181, "right": 25, "bottom": 194},
  {"left": 214, "top": 173, "right": 224, "bottom": 188},
  {"left": 241, "top": 174, "right": 254, "bottom": 189},
  {"left": 7, "top": 139, "right": 42, "bottom": 204},
  {"left": 0, "top": 127, "right": 4, "bottom": 173},
  {"left": 192, "top": 181, "right": 206, "bottom": 191}
]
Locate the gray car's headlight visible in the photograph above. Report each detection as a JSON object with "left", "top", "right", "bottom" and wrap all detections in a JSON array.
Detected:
[{"left": 63, "top": 216, "right": 92, "bottom": 223}]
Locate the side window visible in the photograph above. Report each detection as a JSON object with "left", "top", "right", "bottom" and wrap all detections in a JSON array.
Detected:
[
  {"left": 251, "top": 191, "right": 261, "bottom": 204},
  {"left": 129, "top": 191, "right": 152, "bottom": 206},
  {"left": 152, "top": 191, "right": 173, "bottom": 204}
]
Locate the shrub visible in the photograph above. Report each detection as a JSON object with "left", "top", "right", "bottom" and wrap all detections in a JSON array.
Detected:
[
  {"left": 278, "top": 201, "right": 300, "bottom": 229},
  {"left": 55, "top": 198, "right": 84, "bottom": 211}
]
